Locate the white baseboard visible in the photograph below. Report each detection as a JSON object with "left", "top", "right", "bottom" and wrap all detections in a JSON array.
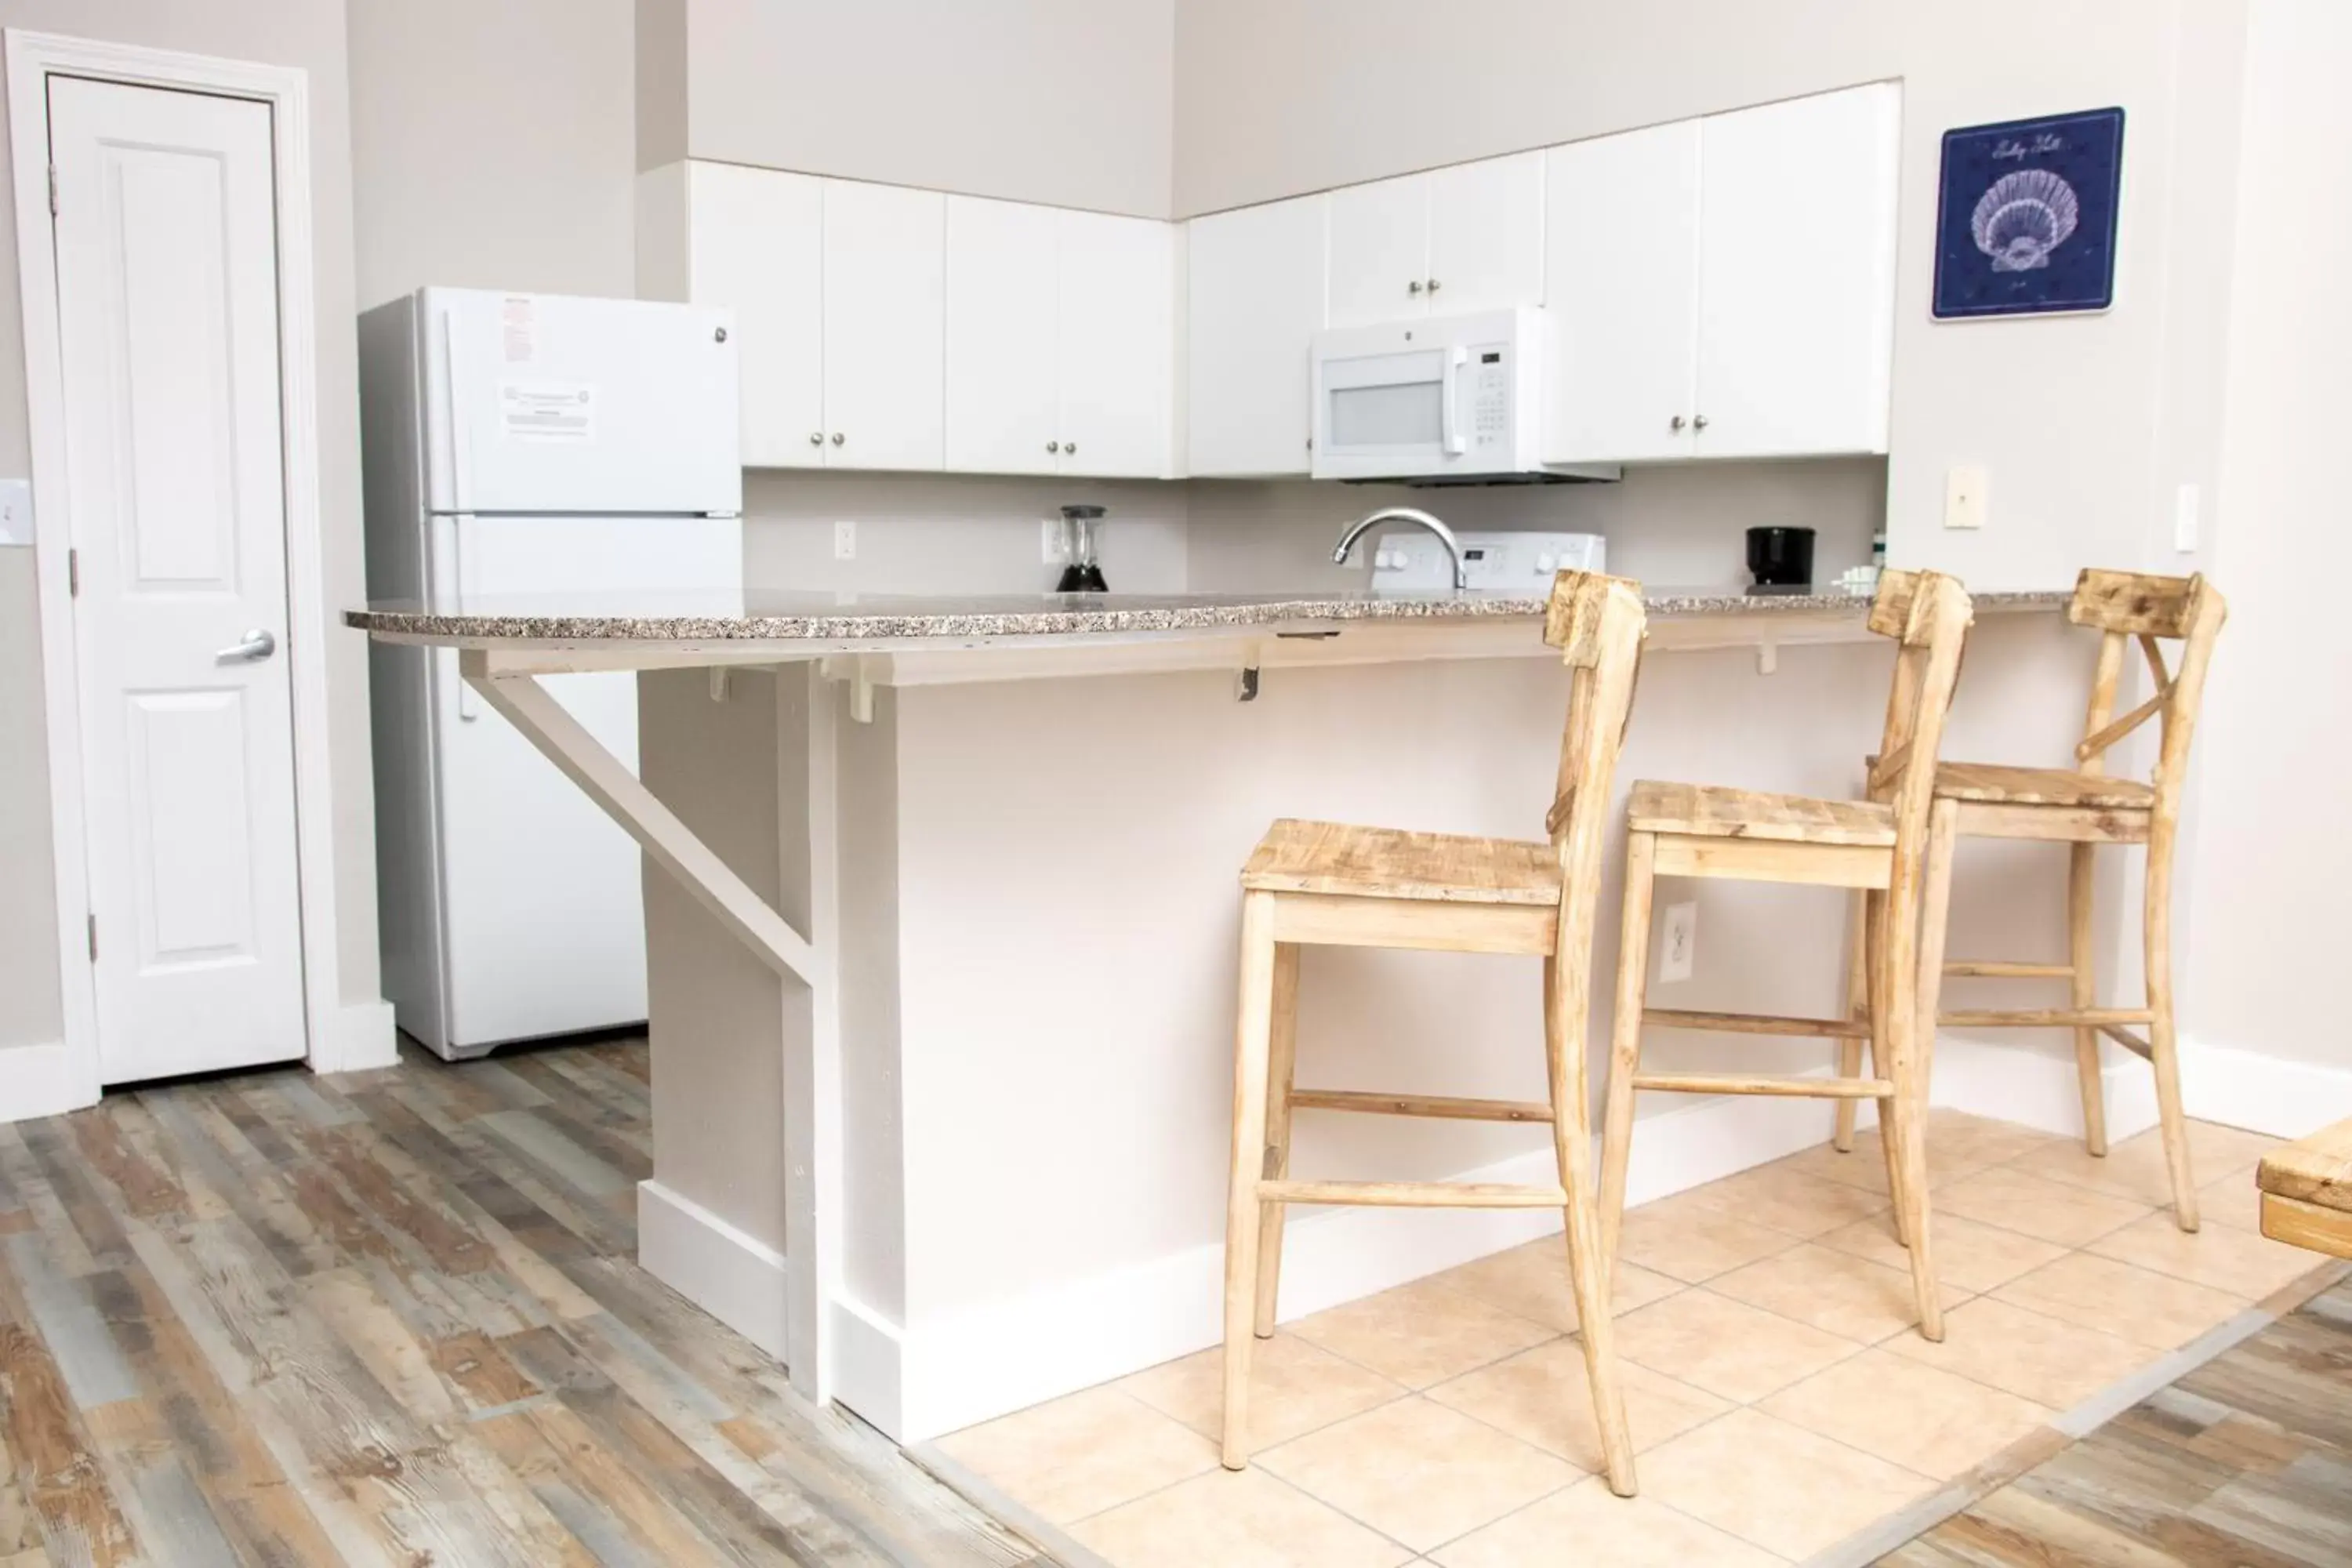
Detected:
[
  {"left": 637, "top": 1180, "right": 791, "bottom": 1363},
  {"left": 1928, "top": 1030, "right": 2352, "bottom": 1142},
  {"left": 313, "top": 997, "right": 398, "bottom": 1074},
  {"left": 2179, "top": 1036, "right": 2352, "bottom": 1138},
  {"left": 0, "top": 1040, "right": 96, "bottom": 1124},
  {"left": 872, "top": 1084, "right": 1847, "bottom": 1443}
]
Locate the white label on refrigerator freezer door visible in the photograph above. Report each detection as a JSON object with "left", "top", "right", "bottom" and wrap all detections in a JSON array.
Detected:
[
  {"left": 499, "top": 380, "right": 596, "bottom": 442},
  {"left": 501, "top": 296, "right": 536, "bottom": 362}
]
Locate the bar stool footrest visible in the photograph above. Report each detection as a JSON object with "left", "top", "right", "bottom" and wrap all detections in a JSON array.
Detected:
[
  {"left": 1632, "top": 1073, "right": 1894, "bottom": 1098},
  {"left": 1944, "top": 960, "right": 2075, "bottom": 978},
  {"left": 1256, "top": 1179, "right": 1570, "bottom": 1209},
  {"left": 1643, "top": 1008, "right": 1867, "bottom": 1039},
  {"left": 1287, "top": 1089, "right": 1556, "bottom": 1123},
  {"left": 1940, "top": 1007, "right": 2154, "bottom": 1028}
]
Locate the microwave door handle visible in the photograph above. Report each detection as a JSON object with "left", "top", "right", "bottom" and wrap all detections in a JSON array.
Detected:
[{"left": 1440, "top": 346, "right": 1468, "bottom": 456}]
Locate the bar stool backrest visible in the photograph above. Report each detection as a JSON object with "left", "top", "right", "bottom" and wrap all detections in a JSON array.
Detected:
[
  {"left": 1864, "top": 568, "right": 1976, "bottom": 887},
  {"left": 1541, "top": 572, "right": 1648, "bottom": 979},
  {"left": 2065, "top": 569, "right": 2228, "bottom": 828}
]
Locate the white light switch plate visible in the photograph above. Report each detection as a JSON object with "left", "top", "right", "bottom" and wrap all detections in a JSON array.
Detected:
[
  {"left": 0, "top": 479, "right": 30, "bottom": 546},
  {"left": 833, "top": 519, "right": 857, "bottom": 561},
  {"left": 1944, "top": 466, "right": 1987, "bottom": 530}
]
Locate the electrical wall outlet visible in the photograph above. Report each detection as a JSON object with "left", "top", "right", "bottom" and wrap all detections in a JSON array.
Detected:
[
  {"left": 2174, "top": 482, "right": 2200, "bottom": 553},
  {"left": 833, "top": 519, "right": 857, "bottom": 561},
  {"left": 1042, "top": 516, "right": 1065, "bottom": 564},
  {"left": 1944, "top": 465, "right": 1987, "bottom": 530},
  {"left": 1658, "top": 901, "right": 1697, "bottom": 983}
]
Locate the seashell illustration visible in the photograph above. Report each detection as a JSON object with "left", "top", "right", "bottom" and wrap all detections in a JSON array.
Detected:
[{"left": 1971, "top": 168, "right": 2080, "bottom": 272}]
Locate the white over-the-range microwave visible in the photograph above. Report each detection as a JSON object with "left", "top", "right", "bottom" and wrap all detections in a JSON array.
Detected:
[{"left": 1309, "top": 307, "right": 1619, "bottom": 485}]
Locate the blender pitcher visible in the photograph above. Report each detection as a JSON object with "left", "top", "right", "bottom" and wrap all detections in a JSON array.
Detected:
[{"left": 1056, "top": 504, "right": 1109, "bottom": 593}]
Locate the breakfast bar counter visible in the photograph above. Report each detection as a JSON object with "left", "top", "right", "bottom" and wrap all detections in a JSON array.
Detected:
[{"left": 349, "top": 584, "right": 2078, "bottom": 1442}]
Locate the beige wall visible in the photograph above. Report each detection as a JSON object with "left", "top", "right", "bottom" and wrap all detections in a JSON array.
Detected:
[
  {"left": 0, "top": 0, "right": 378, "bottom": 1052},
  {"left": 1172, "top": 0, "right": 2245, "bottom": 600},
  {"left": 349, "top": 0, "right": 637, "bottom": 307},
  {"left": 2185, "top": 0, "right": 2350, "bottom": 1071},
  {"left": 656, "top": 0, "right": 1175, "bottom": 217}
]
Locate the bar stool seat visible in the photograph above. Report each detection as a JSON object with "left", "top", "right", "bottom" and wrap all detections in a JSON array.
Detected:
[
  {"left": 1242, "top": 818, "right": 1562, "bottom": 909},
  {"left": 1628, "top": 781, "right": 1896, "bottom": 846},
  {"left": 1925, "top": 761, "right": 2156, "bottom": 811}
]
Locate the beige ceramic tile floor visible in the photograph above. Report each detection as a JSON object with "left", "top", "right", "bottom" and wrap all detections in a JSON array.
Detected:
[{"left": 935, "top": 1113, "right": 2327, "bottom": 1566}]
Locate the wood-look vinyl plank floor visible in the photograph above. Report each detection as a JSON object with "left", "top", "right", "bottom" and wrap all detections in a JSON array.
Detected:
[
  {"left": 1882, "top": 1279, "right": 2352, "bottom": 1566},
  {"left": 0, "top": 1037, "right": 1055, "bottom": 1567}
]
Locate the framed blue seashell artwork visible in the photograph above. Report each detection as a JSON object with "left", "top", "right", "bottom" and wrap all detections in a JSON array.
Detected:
[{"left": 1933, "top": 107, "right": 2124, "bottom": 319}]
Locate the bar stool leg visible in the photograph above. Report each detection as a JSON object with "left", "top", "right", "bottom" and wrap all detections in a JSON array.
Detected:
[
  {"left": 1877, "top": 877, "right": 1944, "bottom": 1341},
  {"left": 2067, "top": 843, "right": 2109, "bottom": 1158},
  {"left": 1915, "top": 800, "right": 1958, "bottom": 1102},
  {"left": 1543, "top": 956, "right": 1636, "bottom": 1495},
  {"left": 2143, "top": 826, "right": 2200, "bottom": 1232},
  {"left": 1253, "top": 943, "right": 1302, "bottom": 1337},
  {"left": 1864, "top": 888, "right": 1911, "bottom": 1247},
  {"left": 1221, "top": 891, "right": 1279, "bottom": 1469},
  {"left": 1833, "top": 887, "right": 1869, "bottom": 1153},
  {"left": 1599, "top": 831, "right": 1657, "bottom": 1287}
]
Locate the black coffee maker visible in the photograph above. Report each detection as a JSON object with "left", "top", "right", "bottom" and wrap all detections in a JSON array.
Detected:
[{"left": 1746, "top": 526, "right": 1816, "bottom": 592}]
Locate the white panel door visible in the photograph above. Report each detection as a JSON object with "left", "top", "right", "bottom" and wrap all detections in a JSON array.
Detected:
[
  {"left": 1326, "top": 172, "right": 1430, "bottom": 327},
  {"left": 1185, "top": 195, "right": 1326, "bottom": 475},
  {"left": 1695, "top": 85, "right": 1900, "bottom": 459},
  {"left": 1426, "top": 151, "right": 1545, "bottom": 314},
  {"left": 50, "top": 78, "right": 305, "bottom": 1084},
  {"left": 691, "top": 162, "right": 824, "bottom": 469},
  {"left": 1057, "top": 210, "right": 1171, "bottom": 477},
  {"left": 944, "top": 196, "right": 1060, "bottom": 474},
  {"left": 822, "top": 180, "right": 945, "bottom": 470},
  {"left": 1542, "top": 122, "right": 1703, "bottom": 463}
]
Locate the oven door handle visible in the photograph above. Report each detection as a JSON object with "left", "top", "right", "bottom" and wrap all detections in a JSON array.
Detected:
[{"left": 1439, "top": 346, "right": 1468, "bottom": 457}]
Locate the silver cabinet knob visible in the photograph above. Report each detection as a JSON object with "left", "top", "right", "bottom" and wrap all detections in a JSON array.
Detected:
[
  {"left": 215, "top": 628, "right": 277, "bottom": 662},
  {"left": 1047, "top": 440, "right": 1060, "bottom": 453},
  {"left": 1692, "top": 415, "right": 1710, "bottom": 432},
  {"left": 1063, "top": 441, "right": 1076, "bottom": 455},
  {"left": 1407, "top": 279, "right": 1423, "bottom": 294},
  {"left": 1669, "top": 415, "right": 1686, "bottom": 432},
  {"left": 831, "top": 432, "right": 845, "bottom": 445},
  {"left": 1426, "top": 278, "right": 1441, "bottom": 292},
  {"left": 809, "top": 430, "right": 824, "bottom": 445}
]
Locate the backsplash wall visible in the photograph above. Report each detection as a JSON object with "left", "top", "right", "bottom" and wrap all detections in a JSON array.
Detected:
[{"left": 739, "top": 458, "right": 1885, "bottom": 597}]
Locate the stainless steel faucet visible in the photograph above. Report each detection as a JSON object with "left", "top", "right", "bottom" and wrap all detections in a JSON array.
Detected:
[{"left": 1332, "top": 506, "right": 1468, "bottom": 592}]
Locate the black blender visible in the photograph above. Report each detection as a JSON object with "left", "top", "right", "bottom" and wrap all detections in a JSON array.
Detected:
[{"left": 1055, "top": 504, "right": 1109, "bottom": 593}]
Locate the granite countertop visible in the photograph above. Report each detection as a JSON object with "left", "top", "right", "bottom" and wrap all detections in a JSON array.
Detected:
[{"left": 346, "top": 586, "right": 2071, "bottom": 644}]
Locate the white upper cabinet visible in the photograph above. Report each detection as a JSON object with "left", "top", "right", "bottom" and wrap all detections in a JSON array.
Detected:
[
  {"left": 1543, "top": 122, "right": 1703, "bottom": 463},
  {"left": 1542, "top": 84, "right": 1899, "bottom": 465},
  {"left": 1327, "top": 152, "right": 1546, "bottom": 328},
  {"left": 1185, "top": 194, "right": 1327, "bottom": 477},
  {"left": 945, "top": 196, "right": 1060, "bottom": 474},
  {"left": 1056, "top": 209, "right": 1172, "bottom": 477},
  {"left": 822, "top": 180, "right": 946, "bottom": 471},
  {"left": 1326, "top": 172, "right": 1432, "bottom": 327},
  {"left": 674, "top": 163, "right": 826, "bottom": 469},
  {"left": 1426, "top": 151, "right": 1545, "bottom": 316},
  {"left": 1694, "top": 85, "right": 1899, "bottom": 459}
]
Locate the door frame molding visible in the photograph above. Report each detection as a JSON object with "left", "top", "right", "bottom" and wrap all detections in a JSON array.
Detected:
[{"left": 7, "top": 30, "right": 379, "bottom": 1114}]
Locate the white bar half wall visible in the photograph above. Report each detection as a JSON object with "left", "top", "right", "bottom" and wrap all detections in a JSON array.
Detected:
[{"left": 634, "top": 610, "right": 2147, "bottom": 1443}]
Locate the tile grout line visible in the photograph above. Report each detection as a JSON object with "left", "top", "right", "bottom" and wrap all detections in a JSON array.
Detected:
[{"left": 1794, "top": 1257, "right": 2350, "bottom": 1568}]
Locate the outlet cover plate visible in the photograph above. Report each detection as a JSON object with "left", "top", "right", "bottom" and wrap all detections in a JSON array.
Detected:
[
  {"left": 833, "top": 519, "right": 857, "bottom": 561},
  {"left": 1659, "top": 901, "right": 1697, "bottom": 984},
  {"left": 1944, "top": 466, "right": 1987, "bottom": 530}
]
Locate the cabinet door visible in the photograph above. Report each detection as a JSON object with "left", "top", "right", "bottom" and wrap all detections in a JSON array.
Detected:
[
  {"left": 1326, "top": 172, "right": 1430, "bottom": 327},
  {"left": 1185, "top": 195, "right": 1326, "bottom": 476},
  {"left": 1057, "top": 210, "right": 1171, "bottom": 477},
  {"left": 1427, "top": 151, "right": 1545, "bottom": 314},
  {"left": 1541, "top": 123, "right": 1701, "bottom": 463},
  {"left": 688, "top": 163, "right": 824, "bottom": 469},
  {"left": 821, "top": 180, "right": 945, "bottom": 470},
  {"left": 944, "top": 196, "right": 1060, "bottom": 474},
  {"left": 1694, "top": 85, "right": 1899, "bottom": 459}
]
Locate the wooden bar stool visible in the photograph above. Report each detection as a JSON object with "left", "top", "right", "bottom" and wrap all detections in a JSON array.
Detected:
[
  {"left": 1835, "top": 569, "right": 2227, "bottom": 1231},
  {"left": 1221, "top": 573, "right": 1647, "bottom": 1496},
  {"left": 1598, "top": 570, "right": 1975, "bottom": 1341}
]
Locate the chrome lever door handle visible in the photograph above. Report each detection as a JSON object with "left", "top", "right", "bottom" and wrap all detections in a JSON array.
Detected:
[{"left": 215, "top": 628, "right": 277, "bottom": 662}]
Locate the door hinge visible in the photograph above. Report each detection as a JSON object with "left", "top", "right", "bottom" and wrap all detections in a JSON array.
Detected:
[
  {"left": 86, "top": 913, "right": 96, "bottom": 961},
  {"left": 67, "top": 548, "right": 79, "bottom": 597},
  {"left": 46, "top": 164, "right": 57, "bottom": 218}
]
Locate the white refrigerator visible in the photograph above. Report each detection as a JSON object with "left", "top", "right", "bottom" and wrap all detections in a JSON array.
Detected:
[{"left": 360, "top": 289, "right": 742, "bottom": 1058}]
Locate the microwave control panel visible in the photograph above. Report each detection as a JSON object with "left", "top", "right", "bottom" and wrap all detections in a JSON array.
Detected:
[{"left": 1468, "top": 347, "right": 1510, "bottom": 452}]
